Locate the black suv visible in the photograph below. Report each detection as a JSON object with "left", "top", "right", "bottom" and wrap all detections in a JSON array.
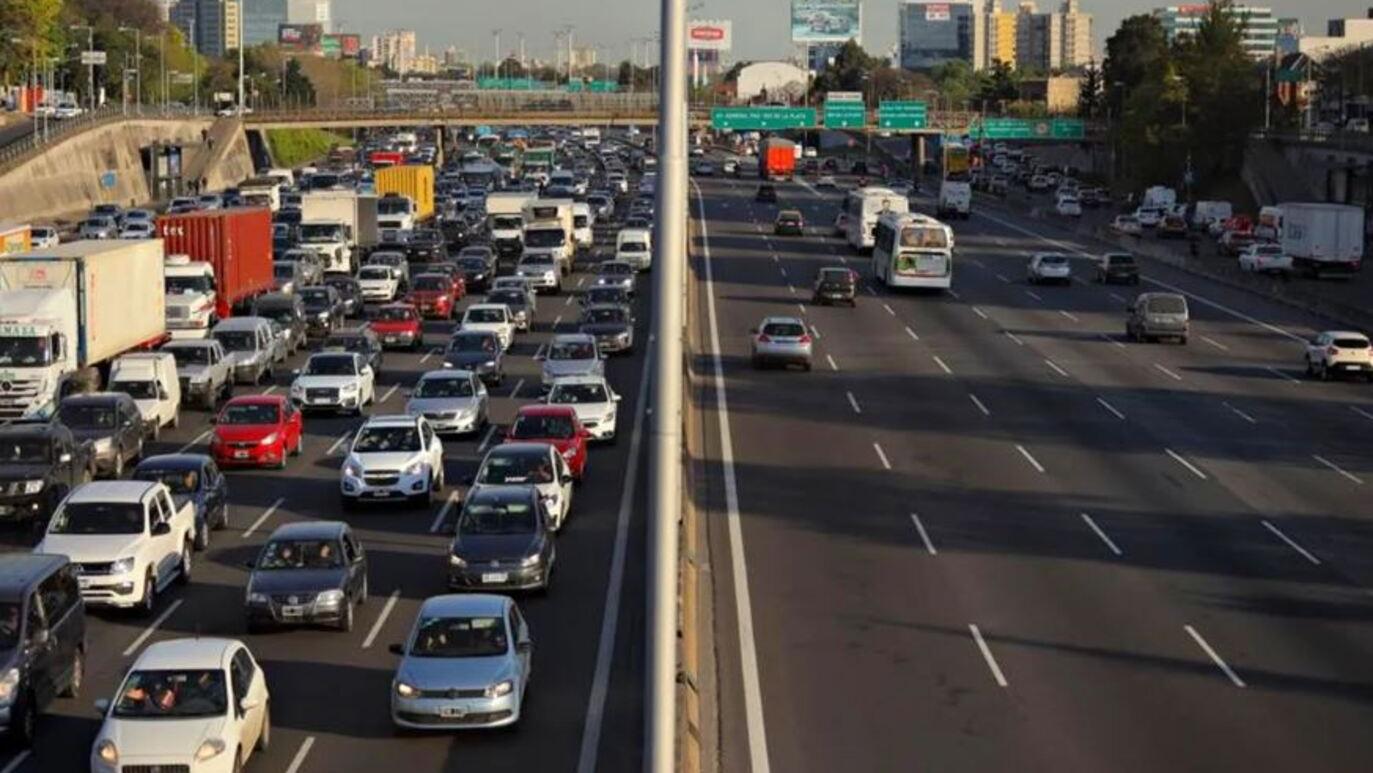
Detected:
[
  {"left": 405, "top": 229, "right": 446, "bottom": 263},
  {"left": 0, "top": 554, "right": 86, "bottom": 745},
  {"left": 812, "top": 267, "right": 858, "bottom": 306},
  {"left": 0, "top": 422, "right": 94, "bottom": 531}
]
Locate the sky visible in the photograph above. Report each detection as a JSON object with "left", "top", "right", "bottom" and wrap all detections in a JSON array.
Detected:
[{"left": 335, "top": 0, "right": 1360, "bottom": 64}]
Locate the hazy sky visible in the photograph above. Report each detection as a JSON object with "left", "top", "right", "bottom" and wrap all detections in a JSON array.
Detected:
[{"left": 336, "top": 0, "right": 1359, "bottom": 64}]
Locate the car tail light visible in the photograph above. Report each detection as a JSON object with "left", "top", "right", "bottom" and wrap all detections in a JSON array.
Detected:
[
  {"left": 798, "top": 334, "right": 813, "bottom": 344},
  {"left": 757, "top": 334, "right": 771, "bottom": 343}
]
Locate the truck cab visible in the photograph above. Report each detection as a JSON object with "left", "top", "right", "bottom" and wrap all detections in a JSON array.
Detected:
[
  {"left": 521, "top": 200, "right": 575, "bottom": 276},
  {"left": 0, "top": 290, "right": 73, "bottom": 421},
  {"left": 163, "top": 255, "right": 218, "bottom": 339},
  {"left": 297, "top": 220, "right": 354, "bottom": 274},
  {"left": 378, "top": 194, "right": 417, "bottom": 232},
  {"left": 107, "top": 352, "right": 181, "bottom": 439}
]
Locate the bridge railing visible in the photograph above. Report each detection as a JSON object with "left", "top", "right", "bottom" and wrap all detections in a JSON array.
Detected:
[
  {"left": 1253, "top": 129, "right": 1373, "bottom": 154},
  {"left": 0, "top": 105, "right": 208, "bottom": 178}
]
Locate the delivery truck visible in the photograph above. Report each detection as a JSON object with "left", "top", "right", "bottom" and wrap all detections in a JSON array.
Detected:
[
  {"left": 486, "top": 191, "right": 537, "bottom": 258},
  {"left": 0, "top": 240, "right": 167, "bottom": 420},
  {"left": 299, "top": 191, "right": 380, "bottom": 273},
  {"left": 375, "top": 165, "right": 435, "bottom": 223},
  {"left": 238, "top": 177, "right": 283, "bottom": 212},
  {"left": 1280, "top": 202, "right": 1365, "bottom": 278},
  {"left": 522, "top": 199, "right": 576, "bottom": 276},
  {"left": 156, "top": 208, "right": 275, "bottom": 337},
  {"left": 759, "top": 138, "right": 797, "bottom": 181}
]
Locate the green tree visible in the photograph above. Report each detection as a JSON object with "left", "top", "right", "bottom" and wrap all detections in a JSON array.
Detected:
[
  {"left": 1102, "top": 14, "right": 1168, "bottom": 118},
  {"left": 931, "top": 60, "right": 979, "bottom": 109},
  {"left": 1173, "top": 0, "right": 1261, "bottom": 191},
  {"left": 282, "top": 58, "right": 315, "bottom": 106},
  {"left": 1077, "top": 63, "right": 1103, "bottom": 119},
  {"left": 0, "top": 0, "right": 63, "bottom": 86},
  {"left": 978, "top": 60, "right": 1019, "bottom": 104},
  {"left": 811, "top": 39, "right": 881, "bottom": 96}
]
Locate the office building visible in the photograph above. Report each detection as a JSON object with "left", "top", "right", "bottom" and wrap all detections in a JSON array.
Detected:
[
  {"left": 287, "top": 0, "right": 331, "bottom": 33},
  {"left": 1299, "top": 9, "right": 1373, "bottom": 60},
  {"left": 241, "top": 0, "right": 287, "bottom": 47},
  {"left": 170, "top": 0, "right": 231, "bottom": 56},
  {"left": 1060, "top": 0, "right": 1092, "bottom": 67},
  {"left": 374, "top": 29, "right": 418, "bottom": 74},
  {"left": 987, "top": 8, "right": 1018, "bottom": 66},
  {"left": 807, "top": 42, "right": 845, "bottom": 72},
  {"left": 899, "top": 0, "right": 977, "bottom": 70},
  {"left": 1154, "top": 4, "right": 1277, "bottom": 59},
  {"left": 1015, "top": 0, "right": 1092, "bottom": 71}
]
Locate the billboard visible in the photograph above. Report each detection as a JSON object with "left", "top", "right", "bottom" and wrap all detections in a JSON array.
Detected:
[
  {"left": 925, "top": 3, "right": 951, "bottom": 21},
  {"left": 278, "top": 23, "right": 323, "bottom": 53},
  {"left": 321, "top": 33, "right": 361, "bottom": 58},
  {"left": 688, "top": 20, "right": 733, "bottom": 52},
  {"left": 791, "top": 0, "right": 861, "bottom": 43}
]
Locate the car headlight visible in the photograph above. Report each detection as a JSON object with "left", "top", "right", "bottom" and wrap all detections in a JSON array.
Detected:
[
  {"left": 247, "top": 591, "right": 269, "bottom": 604},
  {"left": 290, "top": 383, "right": 304, "bottom": 395},
  {"left": 317, "top": 589, "right": 345, "bottom": 606},
  {"left": 92, "top": 437, "right": 113, "bottom": 453},
  {"left": 395, "top": 681, "right": 419, "bottom": 698},
  {"left": 0, "top": 668, "right": 19, "bottom": 705},
  {"left": 403, "top": 459, "right": 427, "bottom": 476},
  {"left": 21, "top": 479, "right": 45, "bottom": 495},
  {"left": 481, "top": 360, "right": 497, "bottom": 369},
  {"left": 485, "top": 679, "right": 514, "bottom": 698},
  {"left": 449, "top": 554, "right": 466, "bottom": 567},
  {"left": 259, "top": 432, "right": 279, "bottom": 446},
  {"left": 317, "top": 311, "right": 330, "bottom": 320},
  {"left": 344, "top": 460, "right": 364, "bottom": 478},
  {"left": 194, "top": 738, "right": 226, "bottom": 762},
  {"left": 341, "top": 382, "right": 359, "bottom": 393},
  {"left": 109, "top": 557, "right": 137, "bottom": 575},
  {"left": 95, "top": 739, "right": 119, "bottom": 766},
  {"left": 520, "top": 553, "right": 541, "bottom": 567}
]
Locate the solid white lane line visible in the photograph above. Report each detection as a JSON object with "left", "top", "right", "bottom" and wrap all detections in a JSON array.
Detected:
[
  {"left": 969, "top": 625, "right": 1009, "bottom": 687},
  {"left": 1059, "top": 310, "right": 1080, "bottom": 322},
  {"left": 846, "top": 391, "right": 862, "bottom": 415},
  {"left": 123, "top": 599, "right": 185, "bottom": 657},
  {"left": 379, "top": 384, "right": 400, "bottom": 403},
  {"left": 476, "top": 424, "right": 499, "bottom": 454},
  {"left": 1261, "top": 520, "right": 1321, "bottom": 565},
  {"left": 429, "top": 491, "right": 459, "bottom": 533},
  {"left": 909, "top": 513, "right": 937, "bottom": 555},
  {"left": 1025, "top": 290, "right": 1043, "bottom": 301},
  {"left": 1154, "top": 363, "right": 1183, "bottom": 381},
  {"left": 691, "top": 182, "right": 771, "bottom": 773},
  {"left": 1165, "top": 449, "right": 1209, "bottom": 480},
  {"left": 0, "top": 751, "right": 29, "bottom": 773},
  {"left": 1015, "top": 444, "right": 1046, "bottom": 474},
  {"left": 972, "top": 306, "right": 989, "bottom": 320},
  {"left": 176, "top": 429, "right": 212, "bottom": 454},
  {"left": 1044, "top": 359, "right": 1070, "bottom": 378},
  {"left": 873, "top": 442, "right": 892, "bottom": 470},
  {"left": 1201, "top": 335, "right": 1230, "bottom": 352},
  {"left": 1313, "top": 454, "right": 1363, "bottom": 485},
  {"left": 284, "top": 737, "right": 317, "bottom": 773},
  {"left": 1080, "top": 513, "right": 1123, "bottom": 556},
  {"left": 905, "top": 326, "right": 920, "bottom": 341},
  {"left": 327, "top": 430, "right": 353, "bottom": 456},
  {"left": 996, "top": 273, "right": 1010, "bottom": 283},
  {"left": 1005, "top": 331, "right": 1024, "bottom": 346},
  {"left": 241, "top": 497, "right": 285, "bottom": 539},
  {"left": 1185, "top": 625, "right": 1246, "bottom": 688},
  {"left": 1096, "top": 397, "right": 1126, "bottom": 420},
  {"left": 932, "top": 355, "right": 953, "bottom": 375},
  {"left": 968, "top": 393, "right": 990, "bottom": 416},
  {"left": 261, "top": 385, "right": 279, "bottom": 395},
  {"left": 510, "top": 378, "right": 525, "bottom": 399},
  {"left": 1223, "top": 402, "right": 1258, "bottom": 424},
  {"left": 361, "top": 590, "right": 401, "bottom": 649},
  {"left": 1266, "top": 366, "right": 1301, "bottom": 384},
  {"left": 882, "top": 303, "right": 896, "bottom": 316},
  {"left": 826, "top": 354, "right": 839, "bottom": 371},
  {"left": 1352, "top": 406, "right": 1373, "bottom": 423}
]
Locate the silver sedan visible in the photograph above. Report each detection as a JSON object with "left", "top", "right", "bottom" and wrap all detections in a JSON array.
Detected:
[{"left": 750, "top": 316, "right": 813, "bottom": 371}]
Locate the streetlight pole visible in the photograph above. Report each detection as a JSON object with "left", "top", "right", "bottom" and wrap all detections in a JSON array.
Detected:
[
  {"left": 237, "top": 8, "right": 245, "bottom": 116},
  {"left": 69, "top": 24, "right": 94, "bottom": 112},
  {"left": 492, "top": 29, "right": 502, "bottom": 82},
  {"left": 119, "top": 27, "right": 141, "bottom": 115}
]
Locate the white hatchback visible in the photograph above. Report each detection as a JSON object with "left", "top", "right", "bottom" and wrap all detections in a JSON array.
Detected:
[
  {"left": 1027, "top": 252, "right": 1073, "bottom": 285},
  {"left": 546, "top": 375, "right": 621, "bottom": 442}
]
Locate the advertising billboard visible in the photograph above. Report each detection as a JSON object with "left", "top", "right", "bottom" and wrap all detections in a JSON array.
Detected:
[
  {"left": 278, "top": 23, "right": 323, "bottom": 54},
  {"left": 687, "top": 20, "right": 733, "bottom": 52},
  {"left": 925, "top": 3, "right": 951, "bottom": 21},
  {"left": 321, "top": 34, "right": 361, "bottom": 58},
  {"left": 791, "top": 0, "right": 861, "bottom": 43}
]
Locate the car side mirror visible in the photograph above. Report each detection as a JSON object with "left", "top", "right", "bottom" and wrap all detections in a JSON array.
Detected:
[
  {"left": 94, "top": 698, "right": 110, "bottom": 715},
  {"left": 151, "top": 522, "right": 171, "bottom": 536},
  {"left": 612, "top": 393, "right": 622, "bottom": 402},
  {"left": 239, "top": 697, "right": 261, "bottom": 712},
  {"left": 388, "top": 643, "right": 405, "bottom": 655}
]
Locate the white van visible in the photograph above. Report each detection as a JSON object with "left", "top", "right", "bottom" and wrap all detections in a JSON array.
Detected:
[
  {"left": 1190, "top": 200, "right": 1232, "bottom": 231},
  {"left": 108, "top": 352, "right": 182, "bottom": 439},
  {"left": 616, "top": 228, "right": 653, "bottom": 272},
  {"left": 572, "top": 202, "right": 595, "bottom": 250}
]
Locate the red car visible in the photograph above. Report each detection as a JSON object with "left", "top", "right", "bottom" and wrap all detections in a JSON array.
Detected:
[
  {"left": 369, "top": 302, "right": 425, "bottom": 350},
  {"left": 504, "top": 405, "right": 589, "bottom": 481},
  {"left": 407, "top": 272, "right": 465, "bottom": 320},
  {"left": 210, "top": 395, "right": 303, "bottom": 469}
]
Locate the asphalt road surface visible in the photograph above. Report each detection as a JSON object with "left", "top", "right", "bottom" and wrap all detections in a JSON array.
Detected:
[
  {"left": 0, "top": 253, "right": 649, "bottom": 772},
  {"left": 695, "top": 167, "right": 1373, "bottom": 772}
]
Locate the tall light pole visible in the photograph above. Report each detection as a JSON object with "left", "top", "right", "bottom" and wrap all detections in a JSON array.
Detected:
[
  {"left": 236, "top": 5, "right": 245, "bottom": 116},
  {"left": 492, "top": 29, "right": 502, "bottom": 81},
  {"left": 118, "top": 27, "right": 141, "bottom": 115},
  {"left": 69, "top": 24, "right": 94, "bottom": 112}
]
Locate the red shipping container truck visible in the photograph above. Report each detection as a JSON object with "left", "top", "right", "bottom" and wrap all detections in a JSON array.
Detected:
[
  {"left": 370, "top": 150, "right": 405, "bottom": 168},
  {"left": 155, "top": 208, "right": 275, "bottom": 321},
  {"left": 759, "top": 138, "right": 796, "bottom": 181}
]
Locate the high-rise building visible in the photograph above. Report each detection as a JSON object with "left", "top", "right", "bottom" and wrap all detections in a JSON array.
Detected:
[
  {"left": 1015, "top": 0, "right": 1092, "bottom": 71},
  {"left": 241, "top": 0, "right": 286, "bottom": 47},
  {"left": 899, "top": 0, "right": 977, "bottom": 70},
  {"left": 988, "top": 9, "right": 1018, "bottom": 65},
  {"left": 1060, "top": 0, "right": 1092, "bottom": 68},
  {"left": 287, "top": 0, "right": 331, "bottom": 32},
  {"left": 1154, "top": 5, "right": 1277, "bottom": 59},
  {"left": 170, "top": 0, "right": 231, "bottom": 56},
  {"left": 1298, "top": 9, "right": 1373, "bottom": 60},
  {"left": 806, "top": 42, "right": 845, "bottom": 72},
  {"left": 375, "top": 29, "right": 418, "bottom": 74}
]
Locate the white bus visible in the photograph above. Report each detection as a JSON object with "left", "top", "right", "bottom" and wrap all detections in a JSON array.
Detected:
[
  {"left": 845, "top": 187, "right": 910, "bottom": 252},
  {"left": 872, "top": 212, "right": 955, "bottom": 290}
]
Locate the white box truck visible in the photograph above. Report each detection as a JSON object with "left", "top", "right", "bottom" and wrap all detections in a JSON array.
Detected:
[
  {"left": 1280, "top": 202, "right": 1365, "bottom": 277},
  {"left": 299, "top": 191, "right": 380, "bottom": 273},
  {"left": 486, "top": 191, "right": 536, "bottom": 259},
  {"left": 522, "top": 199, "right": 576, "bottom": 276},
  {"left": 0, "top": 240, "right": 168, "bottom": 420}
]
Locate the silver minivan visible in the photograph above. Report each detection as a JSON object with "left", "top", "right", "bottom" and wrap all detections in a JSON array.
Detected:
[
  {"left": 212, "top": 317, "right": 279, "bottom": 384},
  {"left": 1126, "top": 292, "right": 1189, "bottom": 344}
]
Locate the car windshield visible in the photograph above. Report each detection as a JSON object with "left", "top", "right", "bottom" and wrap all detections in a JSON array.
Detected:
[
  {"left": 490, "top": 216, "right": 522, "bottom": 230},
  {"left": 521, "top": 255, "right": 556, "bottom": 268},
  {"left": 762, "top": 322, "right": 806, "bottom": 337},
  {"left": 167, "top": 346, "right": 211, "bottom": 366},
  {"left": 619, "top": 241, "right": 648, "bottom": 253},
  {"left": 113, "top": 670, "right": 227, "bottom": 719},
  {"left": 819, "top": 270, "right": 852, "bottom": 284},
  {"left": 524, "top": 229, "right": 565, "bottom": 248},
  {"left": 300, "top": 289, "right": 331, "bottom": 307},
  {"left": 0, "top": 437, "right": 48, "bottom": 463},
  {"left": 479, "top": 451, "right": 554, "bottom": 484},
  {"left": 257, "top": 538, "right": 343, "bottom": 569},
  {"left": 305, "top": 355, "right": 356, "bottom": 376},
  {"left": 586, "top": 288, "right": 627, "bottom": 305},
  {"left": 354, "top": 426, "right": 420, "bottom": 452},
  {"left": 256, "top": 304, "right": 297, "bottom": 322},
  {"left": 214, "top": 331, "right": 258, "bottom": 352},
  {"left": 466, "top": 308, "right": 505, "bottom": 323},
  {"left": 165, "top": 275, "right": 212, "bottom": 294},
  {"left": 220, "top": 403, "right": 279, "bottom": 425},
  {"left": 413, "top": 276, "right": 447, "bottom": 292},
  {"left": 133, "top": 467, "right": 199, "bottom": 494},
  {"left": 49, "top": 501, "right": 144, "bottom": 535},
  {"left": 324, "top": 278, "right": 357, "bottom": 294},
  {"left": 488, "top": 291, "right": 525, "bottom": 307},
  {"left": 325, "top": 335, "right": 368, "bottom": 353},
  {"left": 409, "top": 616, "right": 507, "bottom": 658},
  {"left": 113, "top": 380, "right": 158, "bottom": 400},
  {"left": 584, "top": 308, "right": 627, "bottom": 324},
  {"left": 1147, "top": 297, "right": 1187, "bottom": 314},
  {"left": 600, "top": 263, "right": 632, "bottom": 276},
  {"left": 359, "top": 267, "right": 392, "bottom": 281},
  {"left": 1107, "top": 255, "right": 1136, "bottom": 266},
  {"left": 449, "top": 334, "right": 496, "bottom": 353},
  {"left": 1335, "top": 338, "right": 1370, "bottom": 349},
  {"left": 549, "top": 341, "right": 595, "bottom": 360},
  {"left": 511, "top": 414, "right": 575, "bottom": 439},
  {"left": 416, "top": 377, "right": 474, "bottom": 398},
  {"left": 550, "top": 383, "right": 608, "bottom": 404},
  {"left": 458, "top": 258, "right": 488, "bottom": 271},
  {"left": 459, "top": 502, "right": 538, "bottom": 535},
  {"left": 1039, "top": 255, "right": 1068, "bottom": 265},
  {"left": 371, "top": 254, "right": 404, "bottom": 267},
  {"left": 274, "top": 263, "right": 297, "bottom": 279},
  {"left": 57, "top": 403, "right": 117, "bottom": 429},
  {"left": 0, "top": 336, "right": 51, "bottom": 366}
]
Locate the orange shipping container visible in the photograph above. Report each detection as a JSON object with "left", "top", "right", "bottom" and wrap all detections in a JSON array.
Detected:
[
  {"left": 156, "top": 208, "right": 275, "bottom": 319},
  {"left": 375, "top": 164, "right": 435, "bottom": 222}
]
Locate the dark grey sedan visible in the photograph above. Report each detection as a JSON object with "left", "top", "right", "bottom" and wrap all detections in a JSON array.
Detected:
[
  {"left": 56, "top": 393, "right": 144, "bottom": 478},
  {"left": 444, "top": 330, "right": 504, "bottom": 385},
  {"left": 245, "top": 520, "right": 369, "bottom": 632},
  {"left": 447, "top": 487, "right": 555, "bottom": 592},
  {"left": 578, "top": 303, "right": 635, "bottom": 354}
]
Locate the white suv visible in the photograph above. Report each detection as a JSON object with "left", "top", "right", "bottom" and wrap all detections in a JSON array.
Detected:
[
  {"left": 341, "top": 415, "right": 446, "bottom": 507},
  {"left": 546, "top": 375, "right": 621, "bottom": 442},
  {"left": 37, "top": 481, "right": 196, "bottom": 615},
  {"left": 1027, "top": 252, "right": 1073, "bottom": 285},
  {"left": 461, "top": 304, "right": 516, "bottom": 351},
  {"left": 1305, "top": 331, "right": 1373, "bottom": 381},
  {"left": 290, "top": 351, "right": 376, "bottom": 415}
]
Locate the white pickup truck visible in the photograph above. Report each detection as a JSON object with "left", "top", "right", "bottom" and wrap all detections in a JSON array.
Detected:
[{"left": 36, "top": 480, "right": 196, "bottom": 615}]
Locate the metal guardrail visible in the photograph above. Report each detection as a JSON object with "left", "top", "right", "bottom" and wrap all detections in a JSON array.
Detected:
[{"left": 1254, "top": 129, "right": 1373, "bottom": 154}]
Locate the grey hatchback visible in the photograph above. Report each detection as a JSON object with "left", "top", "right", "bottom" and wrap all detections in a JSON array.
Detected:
[{"left": 750, "top": 316, "right": 814, "bottom": 370}]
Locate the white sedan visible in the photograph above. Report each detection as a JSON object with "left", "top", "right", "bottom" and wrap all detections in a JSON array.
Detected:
[
  {"left": 91, "top": 638, "right": 270, "bottom": 773},
  {"left": 546, "top": 375, "right": 621, "bottom": 442}
]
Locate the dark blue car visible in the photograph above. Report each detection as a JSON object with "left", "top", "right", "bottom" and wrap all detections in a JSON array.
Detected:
[{"left": 132, "top": 454, "right": 229, "bottom": 551}]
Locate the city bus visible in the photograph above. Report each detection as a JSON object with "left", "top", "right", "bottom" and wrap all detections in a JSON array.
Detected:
[
  {"left": 871, "top": 212, "right": 955, "bottom": 290},
  {"left": 845, "top": 187, "right": 910, "bottom": 252}
]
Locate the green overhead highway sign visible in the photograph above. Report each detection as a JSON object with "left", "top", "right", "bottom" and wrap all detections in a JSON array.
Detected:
[
  {"left": 966, "top": 117, "right": 1086, "bottom": 140},
  {"left": 877, "top": 101, "right": 928, "bottom": 130},
  {"left": 823, "top": 100, "right": 866, "bottom": 129},
  {"left": 711, "top": 107, "right": 817, "bottom": 131}
]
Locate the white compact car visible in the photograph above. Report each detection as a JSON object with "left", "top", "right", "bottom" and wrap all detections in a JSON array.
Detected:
[
  {"left": 357, "top": 265, "right": 401, "bottom": 303},
  {"left": 546, "top": 375, "right": 621, "bottom": 443},
  {"left": 340, "top": 415, "right": 446, "bottom": 507},
  {"left": 406, "top": 369, "right": 489, "bottom": 435},
  {"left": 1027, "top": 252, "right": 1073, "bottom": 285},
  {"left": 1055, "top": 197, "right": 1082, "bottom": 217},
  {"left": 291, "top": 351, "right": 376, "bottom": 415},
  {"left": 539, "top": 333, "right": 604, "bottom": 391},
  {"left": 461, "top": 304, "right": 516, "bottom": 351},
  {"left": 1305, "top": 331, "right": 1373, "bottom": 381},
  {"left": 90, "top": 638, "right": 270, "bottom": 773}
]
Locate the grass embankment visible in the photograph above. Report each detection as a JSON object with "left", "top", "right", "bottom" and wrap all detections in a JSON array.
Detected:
[{"left": 265, "top": 128, "right": 351, "bottom": 167}]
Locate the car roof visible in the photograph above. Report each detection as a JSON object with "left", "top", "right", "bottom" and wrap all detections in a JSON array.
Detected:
[
  {"left": 488, "top": 442, "right": 553, "bottom": 458},
  {"left": 760, "top": 316, "right": 804, "bottom": 326},
  {"left": 1322, "top": 330, "right": 1369, "bottom": 339},
  {"left": 132, "top": 637, "right": 241, "bottom": 671},
  {"left": 466, "top": 303, "right": 508, "bottom": 312},
  {"left": 417, "top": 593, "right": 509, "bottom": 618},
  {"left": 215, "top": 316, "right": 270, "bottom": 331},
  {"left": 465, "top": 485, "right": 538, "bottom": 507},
  {"left": 66, "top": 480, "right": 158, "bottom": 504},
  {"left": 362, "top": 414, "right": 422, "bottom": 428},
  {"left": 550, "top": 374, "right": 608, "bottom": 387},
  {"left": 60, "top": 392, "right": 130, "bottom": 406},
  {"left": 163, "top": 338, "right": 218, "bottom": 349},
  {"left": 551, "top": 333, "right": 595, "bottom": 344},
  {"left": 0, "top": 422, "right": 59, "bottom": 440},
  {"left": 225, "top": 394, "right": 287, "bottom": 407},
  {"left": 0, "top": 554, "right": 67, "bottom": 599},
  {"left": 418, "top": 368, "right": 473, "bottom": 381},
  {"left": 136, "top": 454, "right": 210, "bottom": 471},
  {"left": 265, "top": 520, "right": 348, "bottom": 541}
]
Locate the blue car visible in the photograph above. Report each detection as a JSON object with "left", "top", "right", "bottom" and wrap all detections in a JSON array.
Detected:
[{"left": 132, "top": 454, "right": 229, "bottom": 551}]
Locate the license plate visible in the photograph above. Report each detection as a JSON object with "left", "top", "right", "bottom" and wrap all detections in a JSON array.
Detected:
[
  {"left": 234, "top": 450, "right": 250, "bottom": 459},
  {"left": 281, "top": 605, "right": 305, "bottom": 617},
  {"left": 439, "top": 706, "right": 467, "bottom": 718},
  {"left": 481, "top": 572, "right": 508, "bottom": 584},
  {"left": 385, "top": 336, "right": 398, "bottom": 343},
  {"left": 312, "top": 397, "right": 331, "bottom": 404},
  {"left": 368, "top": 490, "right": 395, "bottom": 498}
]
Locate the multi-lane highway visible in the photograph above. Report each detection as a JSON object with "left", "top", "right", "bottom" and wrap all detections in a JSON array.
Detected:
[
  {"left": 0, "top": 247, "right": 649, "bottom": 772},
  {"left": 694, "top": 166, "right": 1373, "bottom": 772}
]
